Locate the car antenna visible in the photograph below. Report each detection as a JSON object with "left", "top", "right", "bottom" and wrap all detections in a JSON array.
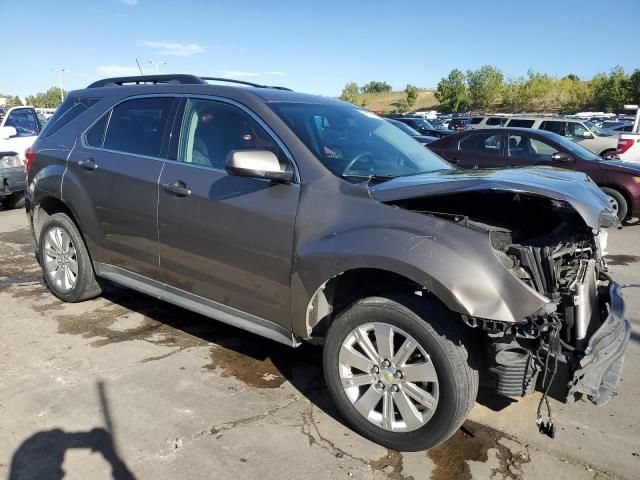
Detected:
[{"left": 135, "top": 58, "right": 143, "bottom": 76}]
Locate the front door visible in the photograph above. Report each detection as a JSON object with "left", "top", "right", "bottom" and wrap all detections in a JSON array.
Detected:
[
  {"left": 504, "top": 133, "right": 574, "bottom": 169},
  {"left": 158, "top": 98, "right": 300, "bottom": 328}
]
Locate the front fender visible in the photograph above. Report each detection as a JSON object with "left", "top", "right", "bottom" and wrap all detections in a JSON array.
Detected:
[{"left": 290, "top": 210, "right": 550, "bottom": 338}]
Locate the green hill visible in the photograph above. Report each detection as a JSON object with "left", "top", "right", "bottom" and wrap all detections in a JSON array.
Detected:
[{"left": 359, "top": 89, "right": 439, "bottom": 113}]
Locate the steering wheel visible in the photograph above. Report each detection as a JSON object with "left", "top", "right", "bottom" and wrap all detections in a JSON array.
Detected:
[{"left": 343, "top": 151, "right": 374, "bottom": 175}]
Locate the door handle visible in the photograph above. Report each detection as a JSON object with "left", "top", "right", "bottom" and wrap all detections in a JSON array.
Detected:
[
  {"left": 162, "top": 181, "right": 191, "bottom": 197},
  {"left": 78, "top": 158, "right": 98, "bottom": 171}
]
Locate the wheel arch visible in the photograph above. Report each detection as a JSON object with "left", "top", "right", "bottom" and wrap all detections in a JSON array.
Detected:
[{"left": 302, "top": 267, "right": 457, "bottom": 341}]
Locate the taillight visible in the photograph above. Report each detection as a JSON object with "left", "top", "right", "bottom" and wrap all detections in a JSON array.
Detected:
[
  {"left": 25, "top": 146, "right": 35, "bottom": 174},
  {"left": 617, "top": 138, "right": 634, "bottom": 154}
]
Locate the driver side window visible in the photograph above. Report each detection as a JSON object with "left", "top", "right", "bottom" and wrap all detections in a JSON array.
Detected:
[
  {"left": 4, "top": 109, "right": 38, "bottom": 137},
  {"left": 508, "top": 134, "right": 558, "bottom": 161}
]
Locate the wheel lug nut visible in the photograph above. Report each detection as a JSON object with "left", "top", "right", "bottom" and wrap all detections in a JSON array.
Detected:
[
  {"left": 370, "top": 366, "right": 379, "bottom": 374},
  {"left": 390, "top": 385, "right": 399, "bottom": 393},
  {"left": 382, "top": 359, "right": 391, "bottom": 368},
  {"left": 376, "top": 382, "right": 385, "bottom": 390},
  {"left": 394, "top": 371, "right": 403, "bottom": 379}
]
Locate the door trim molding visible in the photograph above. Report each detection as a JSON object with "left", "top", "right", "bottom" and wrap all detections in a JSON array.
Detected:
[{"left": 94, "top": 263, "right": 300, "bottom": 347}]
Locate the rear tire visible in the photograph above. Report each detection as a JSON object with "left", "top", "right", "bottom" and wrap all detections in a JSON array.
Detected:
[
  {"left": 600, "top": 149, "right": 617, "bottom": 161},
  {"left": 323, "top": 293, "right": 478, "bottom": 451},
  {"left": 600, "top": 187, "right": 628, "bottom": 221},
  {"left": 1, "top": 192, "right": 25, "bottom": 210},
  {"left": 39, "top": 212, "right": 102, "bottom": 302}
]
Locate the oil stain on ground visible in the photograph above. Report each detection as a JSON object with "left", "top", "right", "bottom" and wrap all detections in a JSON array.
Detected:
[
  {"left": 428, "top": 420, "right": 530, "bottom": 480},
  {"left": 205, "top": 340, "right": 320, "bottom": 389},
  {"left": 606, "top": 254, "right": 640, "bottom": 266}
]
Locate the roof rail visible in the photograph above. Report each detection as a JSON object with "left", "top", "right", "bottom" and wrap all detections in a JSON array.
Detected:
[
  {"left": 200, "top": 77, "right": 292, "bottom": 91},
  {"left": 87, "top": 74, "right": 293, "bottom": 91},
  {"left": 87, "top": 74, "right": 206, "bottom": 88}
]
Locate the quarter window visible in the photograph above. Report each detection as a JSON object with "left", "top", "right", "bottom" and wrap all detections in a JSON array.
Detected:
[
  {"left": 178, "top": 98, "right": 289, "bottom": 171},
  {"left": 85, "top": 113, "right": 110, "bottom": 148},
  {"left": 459, "top": 133, "right": 502, "bottom": 154},
  {"left": 39, "top": 97, "right": 101, "bottom": 138},
  {"left": 506, "top": 119, "right": 534, "bottom": 128},
  {"left": 103, "top": 97, "right": 174, "bottom": 157}
]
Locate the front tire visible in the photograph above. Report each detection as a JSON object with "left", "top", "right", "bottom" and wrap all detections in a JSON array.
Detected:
[
  {"left": 323, "top": 294, "right": 478, "bottom": 451},
  {"left": 600, "top": 187, "right": 628, "bottom": 221},
  {"left": 39, "top": 212, "right": 102, "bottom": 302}
]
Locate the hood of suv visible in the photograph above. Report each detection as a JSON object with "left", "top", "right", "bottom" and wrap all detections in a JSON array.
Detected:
[{"left": 369, "top": 167, "right": 617, "bottom": 230}]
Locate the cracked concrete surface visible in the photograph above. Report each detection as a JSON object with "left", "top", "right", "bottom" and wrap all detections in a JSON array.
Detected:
[{"left": 0, "top": 208, "right": 638, "bottom": 479}]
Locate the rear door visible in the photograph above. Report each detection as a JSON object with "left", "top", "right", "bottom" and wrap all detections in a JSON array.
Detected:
[
  {"left": 444, "top": 132, "right": 505, "bottom": 168},
  {"left": 158, "top": 97, "right": 300, "bottom": 328},
  {"left": 69, "top": 96, "right": 177, "bottom": 280}
]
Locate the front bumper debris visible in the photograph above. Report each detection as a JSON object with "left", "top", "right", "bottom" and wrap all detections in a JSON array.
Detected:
[{"left": 567, "top": 282, "right": 630, "bottom": 405}]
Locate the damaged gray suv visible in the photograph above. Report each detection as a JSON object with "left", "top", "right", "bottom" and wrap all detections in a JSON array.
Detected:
[{"left": 26, "top": 75, "right": 630, "bottom": 451}]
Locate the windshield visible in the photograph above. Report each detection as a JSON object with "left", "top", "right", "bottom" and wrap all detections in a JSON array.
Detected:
[
  {"left": 410, "top": 117, "right": 435, "bottom": 130},
  {"left": 552, "top": 134, "right": 602, "bottom": 161},
  {"left": 269, "top": 102, "right": 453, "bottom": 180},
  {"left": 387, "top": 119, "right": 420, "bottom": 136},
  {"left": 585, "top": 120, "right": 610, "bottom": 136}
]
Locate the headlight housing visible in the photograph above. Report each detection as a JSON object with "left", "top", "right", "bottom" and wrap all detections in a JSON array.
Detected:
[{"left": 0, "top": 153, "right": 23, "bottom": 168}]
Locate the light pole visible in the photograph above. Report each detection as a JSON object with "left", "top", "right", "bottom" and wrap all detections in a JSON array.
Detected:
[
  {"left": 148, "top": 60, "right": 166, "bottom": 74},
  {"left": 51, "top": 68, "right": 66, "bottom": 102}
]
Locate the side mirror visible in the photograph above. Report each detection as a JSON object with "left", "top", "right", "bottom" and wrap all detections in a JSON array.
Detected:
[
  {"left": 0, "top": 126, "right": 17, "bottom": 140},
  {"left": 551, "top": 151, "right": 572, "bottom": 162},
  {"left": 225, "top": 150, "right": 293, "bottom": 183},
  {"left": 582, "top": 131, "right": 594, "bottom": 139}
]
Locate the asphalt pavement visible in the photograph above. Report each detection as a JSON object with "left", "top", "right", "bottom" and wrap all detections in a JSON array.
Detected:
[{"left": 0, "top": 206, "right": 638, "bottom": 480}]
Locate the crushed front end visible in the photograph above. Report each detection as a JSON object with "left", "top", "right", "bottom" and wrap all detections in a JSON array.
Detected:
[{"left": 387, "top": 188, "right": 631, "bottom": 415}]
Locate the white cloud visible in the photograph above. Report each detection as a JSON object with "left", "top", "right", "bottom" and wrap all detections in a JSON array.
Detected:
[
  {"left": 118, "top": 0, "right": 139, "bottom": 5},
  {"left": 220, "top": 71, "right": 286, "bottom": 77},
  {"left": 97, "top": 65, "right": 143, "bottom": 77},
  {"left": 140, "top": 40, "right": 205, "bottom": 57}
]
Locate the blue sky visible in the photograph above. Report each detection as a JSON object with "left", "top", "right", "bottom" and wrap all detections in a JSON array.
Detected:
[{"left": 2, "top": 0, "right": 639, "bottom": 98}]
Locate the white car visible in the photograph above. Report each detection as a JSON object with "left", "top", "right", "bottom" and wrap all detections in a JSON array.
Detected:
[
  {"left": 617, "top": 106, "right": 640, "bottom": 163},
  {"left": 0, "top": 106, "right": 46, "bottom": 160}
]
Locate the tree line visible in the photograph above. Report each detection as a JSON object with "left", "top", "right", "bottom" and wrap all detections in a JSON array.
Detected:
[
  {"left": 340, "top": 81, "right": 419, "bottom": 112},
  {"left": 1, "top": 87, "right": 67, "bottom": 109},
  {"left": 436, "top": 65, "right": 640, "bottom": 114}
]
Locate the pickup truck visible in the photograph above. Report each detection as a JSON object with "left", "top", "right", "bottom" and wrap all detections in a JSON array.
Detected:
[
  {"left": 0, "top": 106, "right": 46, "bottom": 209},
  {"left": 617, "top": 105, "right": 640, "bottom": 163}
]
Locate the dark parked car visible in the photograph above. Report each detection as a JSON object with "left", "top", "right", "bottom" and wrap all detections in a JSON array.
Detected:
[
  {"left": 428, "top": 127, "right": 640, "bottom": 220},
  {"left": 389, "top": 116, "right": 453, "bottom": 138},
  {"left": 0, "top": 151, "right": 26, "bottom": 209},
  {"left": 448, "top": 116, "right": 474, "bottom": 131},
  {"left": 386, "top": 118, "right": 438, "bottom": 145},
  {"left": 25, "top": 75, "right": 629, "bottom": 452}
]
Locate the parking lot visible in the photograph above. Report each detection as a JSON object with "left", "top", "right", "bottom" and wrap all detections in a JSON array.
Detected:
[{"left": 0, "top": 205, "right": 638, "bottom": 480}]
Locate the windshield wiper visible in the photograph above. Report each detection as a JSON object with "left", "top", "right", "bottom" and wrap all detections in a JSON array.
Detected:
[{"left": 340, "top": 173, "right": 397, "bottom": 183}]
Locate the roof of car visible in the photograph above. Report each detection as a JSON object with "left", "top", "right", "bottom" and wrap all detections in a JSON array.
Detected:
[{"left": 77, "top": 74, "right": 346, "bottom": 107}]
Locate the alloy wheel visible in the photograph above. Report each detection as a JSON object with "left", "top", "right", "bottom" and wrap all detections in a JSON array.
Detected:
[
  {"left": 607, "top": 195, "right": 620, "bottom": 215},
  {"left": 338, "top": 322, "right": 439, "bottom": 432},
  {"left": 43, "top": 226, "right": 78, "bottom": 292}
]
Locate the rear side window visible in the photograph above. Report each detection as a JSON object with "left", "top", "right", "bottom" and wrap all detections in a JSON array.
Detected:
[
  {"left": 506, "top": 119, "right": 534, "bottom": 128},
  {"left": 103, "top": 97, "right": 174, "bottom": 157},
  {"left": 85, "top": 113, "right": 110, "bottom": 148},
  {"left": 540, "top": 121, "right": 564, "bottom": 135},
  {"left": 459, "top": 133, "right": 502, "bottom": 154},
  {"left": 470, "top": 117, "right": 484, "bottom": 125},
  {"left": 487, "top": 117, "right": 507, "bottom": 126},
  {"left": 39, "top": 97, "right": 101, "bottom": 138}
]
